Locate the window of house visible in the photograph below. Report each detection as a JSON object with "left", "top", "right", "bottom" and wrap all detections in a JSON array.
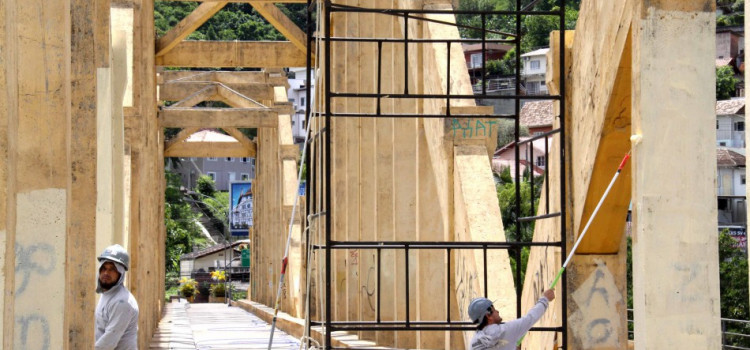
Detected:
[
  {"left": 242, "top": 157, "right": 248, "bottom": 163},
  {"left": 300, "top": 97, "right": 306, "bottom": 107},
  {"left": 470, "top": 53, "right": 482, "bottom": 68},
  {"left": 226, "top": 157, "right": 233, "bottom": 162},
  {"left": 533, "top": 131, "right": 544, "bottom": 136},
  {"left": 207, "top": 172, "right": 217, "bottom": 181},
  {"left": 527, "top": 81, "right": 540, "bottom": 94},
  {"left": 207, "top": 157, "right": 217, "bottom": 161},
  {"left": 228, "top": 172, "right": 236, "bottom": 182},
  {"left": 530, "top": 60, "right": 540, "bottom": 69},
  {"left": 536, "top": 156, "right": 546, "bottom": 167},
  {"left": 241, "top": 173, "right": 250, "bottom": 180},
  {"left": 718, "top": 198, "right": 728, "bottom": 211},
  {"left": 742, "top": 175, "right": 746, "bottom": 185},
  {"left": 734, "top": 121, "right": 745, "bottom": 131},
  {"left": 717, "top": 120, "right": 720, "bottom": 129}
]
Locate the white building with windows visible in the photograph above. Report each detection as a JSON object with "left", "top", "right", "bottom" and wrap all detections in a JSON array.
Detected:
[
  {"left": 520, "top": 48, "right": 549, "bottom": 95},
  {"left": 716, "top": 99, "right": 745, "bottom": 148},
  {"left": 288, "top": 67, "right": 315, "bottom": 144},
  {"left": 168, "top": 130, "right": 256, "bottom": 191}
]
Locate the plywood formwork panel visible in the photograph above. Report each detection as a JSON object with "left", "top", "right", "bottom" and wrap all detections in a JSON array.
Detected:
[
  {"left": 569, "top": 0, "right": 634, "bottom": 254},
  {"left": 375, "top": 7, "right": 396, "bottom": 344},
  {"left": 631, "top": 0, "right": 721, "bottom": 348}
]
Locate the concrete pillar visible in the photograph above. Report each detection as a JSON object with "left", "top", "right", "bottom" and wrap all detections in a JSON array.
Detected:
[{"left": 631, "top": 1, "right": 721, "bottom": 348}]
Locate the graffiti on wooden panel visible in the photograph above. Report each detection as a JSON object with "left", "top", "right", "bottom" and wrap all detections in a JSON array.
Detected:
[
  {"left": 451, "top": 118, "right": 499, "bottom": 139},
  {"left": 569, "top": 259, "right": 624, "bottom": 348}
]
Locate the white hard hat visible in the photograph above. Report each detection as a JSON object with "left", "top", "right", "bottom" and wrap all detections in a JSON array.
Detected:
[
  {"left": 97, "top": 244, "right": 130, "bottom": 271},
  {"left": 468, "top": 297, "right": 493, "bottom": 324}
]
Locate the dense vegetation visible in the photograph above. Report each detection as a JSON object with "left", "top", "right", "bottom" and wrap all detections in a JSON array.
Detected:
[
  {"left": 155, "top": 3, "right": 308, "bottom": 42},
  {"left": 717, "top": 0, "right": 745, "bottom": 27}
]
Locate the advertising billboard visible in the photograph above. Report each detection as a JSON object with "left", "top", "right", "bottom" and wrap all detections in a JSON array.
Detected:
[{"left": 229, "top": 181, "right": 252, "bottom": 236}]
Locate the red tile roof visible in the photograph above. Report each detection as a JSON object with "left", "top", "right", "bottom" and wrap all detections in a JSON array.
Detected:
[
  {"left": 717, "top": 148, "right": 746, "bottom": 167},
  {"left": 520, "top": 100, "right": 555, "bottom": 128}
]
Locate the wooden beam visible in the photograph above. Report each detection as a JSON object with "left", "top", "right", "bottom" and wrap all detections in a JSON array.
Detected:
[
  {"left": 280, "top": 144, "right": 299, "bottom": 161},
  {"left": 216, "top": 83, "right": 266, "bottom": 108},
  {"left": 158, "top": 107, "right": 281, "bottom": 128},
  {"left": 155, "top": 41, "right": 306, "bottom": 68},
  {"left": 222, "top": 127, "right": 257, "bottom": 155},
  {"left": 155, "top": 2, "right": 228, "bottom": 57},
  {"left": 168, "top": 84, "right": 217, "bottom": 107},
  {"left": 249, "top": 2, "right": 307, "bottom": 52},
  {"left": 164, "top": 127, "right": 202, "bottom": 151},
  {"left": 161, "top": 70, "right": 269, "bottom": 84},
  {"left": 164, "top": 141, "right": 255, "bottom": 157},
  {"left": 160, "top": 81, "right": 274, "bottom": 102}
]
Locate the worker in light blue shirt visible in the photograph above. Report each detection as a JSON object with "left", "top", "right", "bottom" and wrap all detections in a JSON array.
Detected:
[{"left": 468, "top": 289, "right": 555, "bottom": 350}]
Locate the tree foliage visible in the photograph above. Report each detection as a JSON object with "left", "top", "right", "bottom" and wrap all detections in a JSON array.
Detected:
[
  {"left": 196, "top": 175, "right": 217, "bottom": 197},
  {"left": 496, "top": 167, "right": 544, "bottom": 287},
  {"left": 717, "top": 66, "right": 738, "bottom": 100},
  {"left": 165, "top": 171, "right": 207, "bottom": 273},
  {"left": 155, "top": 3, "right": 309, "bottom": 42},
  {"left": 457, "top": 0, "right": 580, "bottom": 53}
]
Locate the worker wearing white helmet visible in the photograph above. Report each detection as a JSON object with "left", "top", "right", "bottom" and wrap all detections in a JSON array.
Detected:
[
  {"left": 468, "top": 289, "right": 555, "bottom": 350},
  {"left": 95, "top": 244, "right": 139, "bottom": 350}
]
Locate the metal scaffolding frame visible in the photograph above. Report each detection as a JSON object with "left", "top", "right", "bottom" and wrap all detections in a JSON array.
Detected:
[{"left": 304, "top": 0, "right": 568, "bottom": 348}]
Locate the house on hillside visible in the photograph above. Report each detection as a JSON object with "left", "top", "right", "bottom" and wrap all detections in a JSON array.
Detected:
[
  {"left": 520, "top": 100, "right": 555, "bottom": 136},
  {"left": 462, "top": 43, "right": 513, "bottom": 85},
  {"left": 717, "top": 148, "right": 746, "bottom": 250},
  {"left": 716, "top": 99, "right": 745, "bottom": 148},
  {"left": 520, "top": 48, "right": 549, "bottom": 96},
  {"left": 169, "top": 129, "right": 256, "bottom": 191},
  {"left": 492, "top": 137, "right": 551, "bottom": 178},
  {"left": 288, "top": 67, "right": 315, "bottom": 144},
  {"left": 716, "top": 26, "right": 745, "bottom": 96},
  {"left": 179, "top": 240, "right": 250, "bottom": 280}
]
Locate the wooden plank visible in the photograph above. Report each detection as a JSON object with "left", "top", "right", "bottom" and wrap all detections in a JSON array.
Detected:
[
  {"left": 161, "top": 70, "right": 269, "bottom": 84},
  {"left": 155, "top": 41, "right": 306, "bottom": 68},
  {"left": 279, "top": 144, "right": 299, "bottom": 160},
  {"left": 374, "top": 4, "right": 394, "bottom": 345},
  {"left": 164, "top": 127, "right": 202, "bottom": 151},
  {"left": 70, "top": 0, "right": 99, "bottom": 347},
  {"left": 249, "top": 2, "right": 307, "bottom": 52},
  {"left": 217, "top": 83, "right": 266, "bottom": 108},
  {"left": 631, "top": 0, "right": 721, "bottom": 348},
  {"left": 155, "top": 2, "right": 228, "bottom": 57},
  {"left": 167, "top": 84, "right": 217, "bottom": 107},
  {"left": 158, "top": 107, "right": 281, "bottom": 128},
  {"left": 160, "top": 81, "right": 274, "bottom": 102},
  {"left": 163, "top": 141, "right": 254, "bottom": 157},
  {"left": 357, "top": 0, "right": 377, "bottom": 341},
  {"left": 0, "top": 0, "right": 15, "bottom": 344},
  {"left": 222, "top": 127, "right": 257, "bottom": 155}
]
